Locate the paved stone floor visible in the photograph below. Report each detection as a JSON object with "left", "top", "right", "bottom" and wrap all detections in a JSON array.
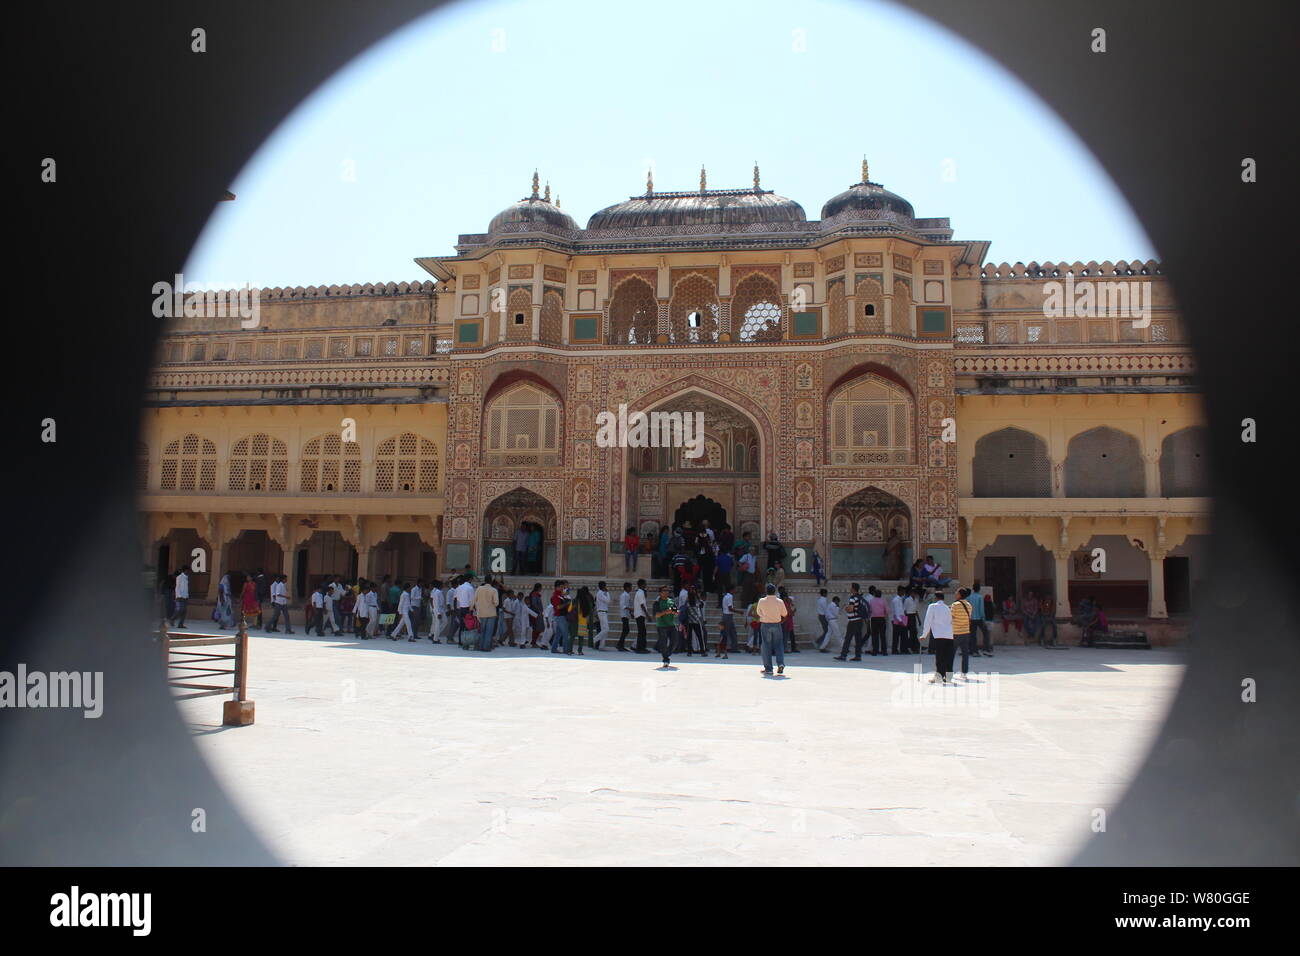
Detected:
[{"left": 177, "top": 629, "right": 1185, "bottom": 866}]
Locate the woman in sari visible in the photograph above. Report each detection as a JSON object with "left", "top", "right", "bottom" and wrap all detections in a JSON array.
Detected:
[
  {"left": 240, "top": 575, "right": 260, "bottom": 630},
  {"left": 216, "top": 572, "right": 235, "bottom": 629}
]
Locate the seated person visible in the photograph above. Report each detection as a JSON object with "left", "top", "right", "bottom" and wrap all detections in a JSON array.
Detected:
[
  {"left": 1075, "top": 596, "right": 1100, "bottom": 646},
  {"left": 922, "top": 555, "right": 953, "bottom": 587},
  {"left": 1038, "top": 594, "right": 1060, "bottom": 647},
  {"left": 909, "top": 560, "right": 928, "bottom": 589},
  {"left": 1021, "top": 590, "right": 1041, "bottom": 639}
]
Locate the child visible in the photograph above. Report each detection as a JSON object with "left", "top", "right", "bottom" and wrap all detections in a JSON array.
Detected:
[{"left": 747, "top": 599, "right": 762, "bottom": 654}]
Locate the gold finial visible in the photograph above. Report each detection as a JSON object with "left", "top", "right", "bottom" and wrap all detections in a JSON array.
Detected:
[
  {"left": 700, "top": 165, "right": 707, "bottom": 193},
  {"left": 531, "top": 169, "right": 540, "bottom": 199},
  {"left": 555, "top": 193, "right": 561, "bottom": 208},
  {"left": 862, "top": 155, "right": 869, "bottom": 183},
  {"left": 753, "top": 161, "right": 761, "bottom": 191},
  {"left": 646, "top": 167, "right": 654, "bottom": 195},
  {"left": 544, "top": 181, "right": 551, "bottom": 203}
]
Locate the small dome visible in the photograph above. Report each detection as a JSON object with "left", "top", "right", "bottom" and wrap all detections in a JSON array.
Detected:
[
  {"left": 820, "top": 180, "right": 915, "bottom": 224},
  {"left": 588, "top": 189, "right": 807, "bottom": 230},
  {"left": 488, "top": 197, "right": 577, "bottom": 235}
]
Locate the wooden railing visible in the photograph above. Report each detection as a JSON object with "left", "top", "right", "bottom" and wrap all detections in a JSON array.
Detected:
[{"left": 159, "top": 617, "right": 255, "bottom": 725}]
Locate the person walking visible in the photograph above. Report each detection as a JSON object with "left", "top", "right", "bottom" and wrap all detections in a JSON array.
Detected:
[
  {"left": 239, "top": 575, "right": 260, "bottom": 631},
  {"left": 816, "top": 588, "right": 830, "bottom": 650},
  {"left": 549, "top": 582, "right": 572, "bottom": 654},
  {"left": 394, "top": 582, "right": 417, "bottom": 641},
  {"left": 714, "top": 547, "right": 734, "bottom": 607},
  {"left": 867, "top": 586, "right": 889, "bottom": 656},
  {"left": 365, "top": 582, "right": 381, "bottom": 639},
  {"left": 338, "top": 582, "right": 355, "bottom": 635},
  {"left": 309, "top": 583, "right": 327, "bottom": 636},
  {"left": 919, "top": 589, "right": 955, "bottom": 684},
  {"left": 623, "top": 527, "right": 640, "bottom": 574},
  {"left": 820, "top": 595, "right": 842, "bottom": 652},
  {"left": 652, "top": 586, "right": 678, "bottom": 669},
  {"left": 737, "top": 547, "right": 758, "bottom": 606},
  {"left": 215, "top": 572, "right": 234, "bottom": 630},
  {"left": 594, "top": 581, "right": 610, "bottom": 651},
  {"left": 756, "top": 583, "right": 788, "bottom": 677},
  {"left": 632, "top": 579, "right": 649, "bottom": 654},
  {"left": 969, "top": 580, "right": 992, "bottom": 656},
  {"left": 779, "top": 586, "right": 799, "bottom": 653},
  {"left": 354, "top": 582, "right": 371, "bottom": 639},
  {"left": 171, "top": 567, "right": 190, "bottom": 629},
  {"left": 683, "top": 586, "right": 707, "bottom": 656},
  {"left": 951, "top": 587, "right": 974, "bottom": 680},
  {"left": 716, "top": 586, "right": 737, "bottom": 658},
  {"left": 474, "top": 576, "right": 500, "bottom": 651},
  {"left": 427, "top": 578, "right": 445, "bottom": 642},
  {"left": 904, "top": 586, "right": 921, "bottom": 653},
  {"left": 890, "top": 584, "right": 909, "bottom": 654},
  {"left": 267, "top": 573, "right": 293, "bottom": 633},
  {"left": 254, "top": 569, "right": 270, "bottom": 629},
  {"left": 835, "top": 583, "right": 867, "bottom": 661},
  {"left": 617, "top": 581, "right": 633, "bottom": 652},
  {"left": 573, "top": 585, "right": 594, "bottom": 656}
]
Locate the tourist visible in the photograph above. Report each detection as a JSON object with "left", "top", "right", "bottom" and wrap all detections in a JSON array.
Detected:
[
  {"left": 904, "top": 586, "right": 920, "bottom": 653},
  {"left": 213, "top": 571, "right": 233, "bottom": 629},
  {"left": 550, "top": 582, "right": 572, "bottom": 654},
  {"left": 951, "top": 587, "right": 974, "bottom": 680},
  {"left": 714, "top": 547, "right": 734, "bottom": 606},
  {"left": 890, "top": 584, "right": 909, "bottom": 654},
  {"left": 779, "top": 586, "right": 799, "bottom": 653},
  {"left": 322, "top": 577, "right": 338, "bottom": 635},
  {"left": 919, "top": 589, "right": 955, "bottom": 684},
  {"left": 267, "top": 573, "right": 293, "bottom": 633},
  {"left": 526, "top": 523, "right": 542, "bottom": 574},
  {"left": 254, "top": 568, "right": 270, "bottom": 628},
  {"left": 1021, "top": 590, "right": 1041, "bottom": 644},
  {"left": 909, "top": 559, "right": 928, "bottom": 590},
  {"left": 514, "top": 524, "right": 529, "bottom": 575},
  {"left": 763, "top": 532, "right": 786, "bottom": 577},
  {"left": 171, "top": 566, "right": 190, "bottom": 629},
  {"left": 671, "top": 548, "right": 689, "bottom": 593},
  {"left": 594, "top": 581, "right": 610, "bottom": 651},
  {"left": 623, "top": 526, "right": 640, "bottom": 574},
  {"left": 388, "top": 582, "right": 412, "bottom": 641},
  {"left": 410, "top": 580, "right": 425, "bottom": 636},
  {"left": 922, "top": 555, "right": 953, "bottom": 588},
  {"left": 573, "top": 585, "right": 594, "bottom": 655},
  {"left": 365, "top": 581, "right": 381, "bottom": 639},
  {"left": 756, "top": 583, "right": 788, "bottom": 676},
  {"left": 697, "top": 526, "right": 716, "bottom": 593},
  {"left": 835, "top": 583, "right": 867, "bottom": 661},
  {"left": 655, "top": 526, "right": 671, "bottom": 579},
  {"left": 1000, "top": 593, "right": 1022, "bottom": 635},
  {"left": 816, "top": 588, "right": 830, "bottom": 649},
  {"left": 515, "top": 587, "right": 537, "bottom": 645},
  {"left": 820, "top": 594, "right": 841, "bottom": 652},
  {"left": 683, "top": 586, "right": 707, "bottom": 656},
  {"left": 653, "top": 586, "right": 678, "bottom": 669},
  {"left": 309, "top": 583, "right": 327, "bottom": 635},
  {"left": 427, "top": 578, "right": 445, "bottom": 642},
  {"left": 738, "top": 546, "right": 758, "bottom": 606},
  {"left": 746, "top": 597, "right": 762, "bottom": 653},
  {"left": 354, "top": 582, "right": 371, "bottom": 639},
  {"left": 811, "top": 547, "right": 825, "bottom": 587},
  {"left": 981, "top": 588, "right": 997, "bottom": 650},
  {"left": 969, "top": 579, "right": 991, "bottom": 657},
  {"left": 474, "top": 576, "right": 500, "bottom": 651},
  {"left": 240, "top": 574, "right": 260, "bottom": 631},
  {"left": 867, "top": 585, "right": 889, "bottom": 656},
  {"left": 448, "top": 574, "right": 474, "bottom": 644},
  {"left": 617, "top": 581, "right": 632, "bottom": 652},
  {"left": 1038, "top": 593, "right": 1061, "bottom": 648},
  {"left": 717, "top": 586, "right": 737, "bottom": 658},
  {"left": 338, "top": 582, "right": 355, "bottom": 635},
  {"left": 633, "top": 578, "right": 649, "bottom": 653}
]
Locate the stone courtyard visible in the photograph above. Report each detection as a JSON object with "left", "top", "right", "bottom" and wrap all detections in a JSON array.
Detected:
[{"left": 176, "top": 629, "right": 1184, "bottom": 866}]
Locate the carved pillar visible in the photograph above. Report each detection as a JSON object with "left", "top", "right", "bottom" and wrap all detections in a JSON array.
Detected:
[
  {"left": 1147, "top": 550, "right": 1168, "bottom": 619},
  {"left": 1052, "top": 549, "right": 1072, "bottom": 619}
]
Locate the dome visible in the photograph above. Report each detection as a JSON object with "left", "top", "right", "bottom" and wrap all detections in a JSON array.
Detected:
[
  {"left": 587, "top": 188, "right": 807, "bottom": 230},
  {"left": 820, "top": 180, "right": 915, "bottom": 223},
  {"left": 488, "top": 196, "right": 578, "bottom": 235}
]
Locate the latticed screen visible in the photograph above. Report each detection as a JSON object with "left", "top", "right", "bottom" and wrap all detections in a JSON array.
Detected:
[
  {"left": 505, "top": 288, "right": 532, "bottom": 342},
  {"left": 228, "top": 433, "right": 289, "bottom": 492},
  {"left": 1159, "top": 427, "right": 1209, "bottom": 497},
  {"left": 973, "top": 427, "right": 1051, "bottom": 497},
  {"left": 668, "top": 275, "right": 720, "bottom": 343},
  {"left": 732, "top": 275, "right": 783, "bottom": 342},
  {"left": 856, "top": 279, "right": 884, "bottom": 334},
  {"left": 826, "top": 281, "right": 847, "bottom": 336},
  {"left": 160, "top": 434, "right": 217, "bottom": 491},
  {"left": 539, "top": 291, "right": 564, "bottom": 344},
  {"left": 609, "top": 278, "right": 657, "bottom": 344},
  {"left": 828, "top": 378, "right": 913, "bottom": 465},
  {"left": 375, "top": 432, "right": 439, "bottom": 493},
  {"left": 485, "top": 384, "right": 560, "bottom": 466},
  {"left": 300, "top": 433, "right": 361, "bottom": 493},
  {"left": 136, "top": 442, "right": 149, "bottom": 491},
  {"left": 1065, "top": 426, "right": 1144, "bottom": 497}
]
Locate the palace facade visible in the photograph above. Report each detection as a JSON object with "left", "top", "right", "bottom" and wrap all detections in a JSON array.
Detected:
[{"left": 140, "top": 163, "right": 1208, "bottom": 630}]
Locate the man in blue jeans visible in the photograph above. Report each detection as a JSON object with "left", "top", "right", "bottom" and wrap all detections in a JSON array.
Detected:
[
  {"left": 969, "top": 579, "right": 992, "bottom": 657},
  {"left": 756, "top": 583, "right": 788, "bottom": 676}
]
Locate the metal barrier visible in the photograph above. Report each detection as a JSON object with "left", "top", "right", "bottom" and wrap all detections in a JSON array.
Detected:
[{"left": 159, "top": 616, "right": 255, "bottom": 725}]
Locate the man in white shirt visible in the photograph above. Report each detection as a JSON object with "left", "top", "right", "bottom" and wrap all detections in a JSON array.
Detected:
[
  {"left": 429, "top": 579, "right": 446, "bottom": 642},
  {"left": 632, "top": 579, "right": 649, "bottom": 653},
  {"left": 903, "top": 587, "right": 919, "bottom": 653},
  {"left": 354, "top": 583, "right": 370, "bottom": 638},
  {"left": 322, "top": 578, "right": 339, "bottom": 635},
  {"left": 172, "top": 569, "right": 190, "bottom": 628},
  {"left": 918, "top": 590, "right": 955, "bottom": 683},
  {"left": 448, "top": 574, "right": 475, "bottom": 644},
  {"left": 268, "top": 574, "right": 293, "bottom": 633},
  {"left": 617, "top": 582, "right": 633, "bottom": 652},
  {"left": 594, "top": 581, "right": 610, "bottom": 651},
  {"left": 820, "top": 595, "right": 841, "bottom": 652},
  {"left": 393, "top": 583, "right": 416, "bottom": 641},
  {"left": 718, "top": 587, "right": 737, "bottom": 657},
  {"left": 410, "top": 581, "right": 424, "bottom": 637},
  {"left": 890, "top": 585, "right": 908, "bottom": 655},
  {"left": 309, "top": 584, "right": 327, "bottom": 636},
  {"left": 365, "top": 584, "right": 381, "bottom": 639}
]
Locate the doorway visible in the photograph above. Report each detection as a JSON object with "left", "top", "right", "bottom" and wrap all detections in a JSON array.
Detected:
[
  {"left": 1164, "top": 555, "right": 1191, "bottom": 614},
  {"left": 672, "top": 495, "right": 727, "bottom": 535},
  {"left": 984, "top": 556, "right": 1017, "bottom": 604}
]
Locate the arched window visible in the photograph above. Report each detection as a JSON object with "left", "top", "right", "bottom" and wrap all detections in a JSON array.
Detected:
[
  {"left": 539, "top": 290, "right": 564, "bottom": 344},
  {"left": 827, "top": 279, "right": 847, "bottom": 336},
  {"left": 856, "top": 277, "right": 885, "bottom": 334},
  {"left": 136, "top": 441, "right": 150, "bottom": 492},
  {"left": 300, "top": 433, "right": 361, "bottom": 494},
  {"left": 1160, "top": 426, "right": 1209, "bottom": 497},
  {"left": 669, "top": 274, "right": 719, "bottom": 343},
  {"left": 229, "top": 433, "right": 288, "bottom": 492},
  {"left": 973, "top": 427, "right": 1050, "bottom": 497},
  {"left": 484, "top": 382, "right": 562, "bottom": 467},
  {"left": 504, "top": 288, "right": 532, "bottom": 342},
  {"left": 731, "top": 273, "right": 783, "bottom": 341},
  {"left": 827, "top": 375, "right": 914, "bottom": 465},
  {"left": 609, "top": 277, "right": 657, "bottom": 345},
  {"left": 375, "top": 432, "right": 439, "bottom": 493},
  {"left": 1065, "top": 426, "right": 1143, "bottom": 497},
  {"left": 160, "top": 433, "right": 217, "bottom": 491}
]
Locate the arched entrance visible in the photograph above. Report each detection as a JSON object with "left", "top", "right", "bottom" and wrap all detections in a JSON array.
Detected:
[
  {"left": 828, "top": 486, "right": 913, "bottom": 579},
  {"left": 297, "top": 530, "right": 357, "bottom": 596},
  {"left": 625, "top": 390, "right": 763, "bottom": 547},
  {"left": 370, "top": 531, "right": 437, "bottom": 584},
  {"left": 482, "top": 488, "right": 557, "bottom": 576},
  {"left": 225, "top": 529, "right": 284, "bottom": 579}
]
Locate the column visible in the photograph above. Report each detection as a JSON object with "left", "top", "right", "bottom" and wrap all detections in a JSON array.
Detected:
[
  {"left": 1147, "top": 550, "right": 1168, "bottom": 619},
  {"left": 1047, "top": 548, "right": 1070, "bottom": 620},
  {"left": 1143, "top": 450, "right": 1161, "bottom": 498},
  {"left": 357, "top": 548, "right": 371, "bottom": 584}
]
